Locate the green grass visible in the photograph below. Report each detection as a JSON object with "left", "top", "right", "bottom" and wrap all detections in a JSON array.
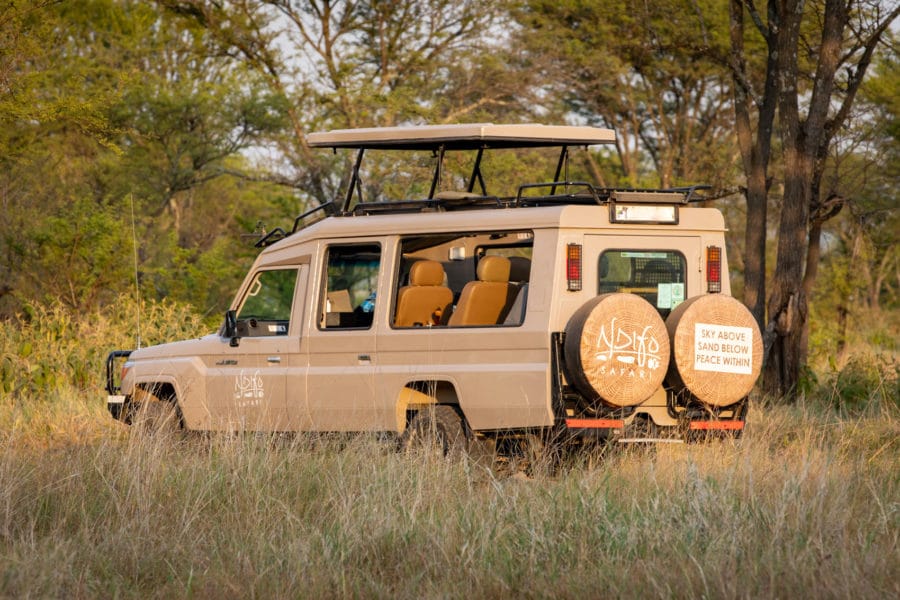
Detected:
[{"left": 1, "top": 390, "right": 897, "bottom": 599}]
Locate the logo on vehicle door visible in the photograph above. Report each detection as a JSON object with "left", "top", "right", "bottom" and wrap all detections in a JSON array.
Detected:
[{"left": 234, "top": 369, "right": 264, "bottom": 402}]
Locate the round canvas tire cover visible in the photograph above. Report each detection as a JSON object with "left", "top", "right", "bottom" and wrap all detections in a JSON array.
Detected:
[
  {"left": 564, "top": 293, "right": 670, "bottom": 407},
  {"left": 665, "top": 294, "right": 762, "bottom": 406}
]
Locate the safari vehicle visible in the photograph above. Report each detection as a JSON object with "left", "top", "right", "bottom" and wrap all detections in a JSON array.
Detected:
[{"left": 105, "top": 123, "right": 762, "bottom": 455}]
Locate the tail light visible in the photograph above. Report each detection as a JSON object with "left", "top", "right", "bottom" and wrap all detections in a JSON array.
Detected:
[
  {"left": 707, "top": 246, "right": 722, "bottom": 293},
  {"left": 567, "top": 243, "right": 582, "bottom": 291}
]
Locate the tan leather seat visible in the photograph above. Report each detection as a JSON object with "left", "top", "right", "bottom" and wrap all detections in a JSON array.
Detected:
[
  {"left": 394, "top": 260, "right": 453, "bottom": 327},
  {"left": 448, "top": 255, "right": 513, "bottom": 326}
]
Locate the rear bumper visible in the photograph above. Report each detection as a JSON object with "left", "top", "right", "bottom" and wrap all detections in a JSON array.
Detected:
[{"left": 563, "top": 416, "right": 745, "bottom": 442}]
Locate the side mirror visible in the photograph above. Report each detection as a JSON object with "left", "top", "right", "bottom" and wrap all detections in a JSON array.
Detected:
[{"left": 224, "top": 310, "right": 240, "bottom": 346}]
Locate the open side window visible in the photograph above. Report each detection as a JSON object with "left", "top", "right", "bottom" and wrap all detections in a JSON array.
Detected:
[
  {"left": 235, "top": 269, "right": 298, "bottom": 337},
  {"left": 598, "top": 250, "right": 686, "bottom": 318},
  {"left": 393, "top": 231, "right": 533, "bottom": 328}
]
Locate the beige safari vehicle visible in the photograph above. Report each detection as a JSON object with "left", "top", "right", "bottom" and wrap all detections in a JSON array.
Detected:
[{"left": 106, "top": 124, "right": 762, "bottom": 454}]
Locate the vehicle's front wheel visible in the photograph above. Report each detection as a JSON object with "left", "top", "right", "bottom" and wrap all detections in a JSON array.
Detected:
[
  {"left": 129, "top": 390, "right": 182, "bottom": 437},
  {"left": 400, "top": 405, "right": 467, "bottom": 459}
]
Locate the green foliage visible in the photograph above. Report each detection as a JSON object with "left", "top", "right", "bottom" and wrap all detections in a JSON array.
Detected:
[
  {"left": 816, "top": 354, "right": 900, "bottom": 416},
  {"left": 0, "top": 296, "right": 208, "bottom": 399},
  {"left": 0, "top": 0, "right": 286, "bottom": 319},
  {"left": 28, "top": 198, "right": 133, "bottom": 310},
  {"left": 512, "top": 0, "right": 736, "bottom": 189}
]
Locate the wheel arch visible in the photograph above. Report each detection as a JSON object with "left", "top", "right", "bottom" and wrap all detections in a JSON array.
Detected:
[
  {"left": 129, "top": 379, "right": 183, "bottom": 427},
  {"left": 394, "top": 380, "right": 461, "bottom": 432}
]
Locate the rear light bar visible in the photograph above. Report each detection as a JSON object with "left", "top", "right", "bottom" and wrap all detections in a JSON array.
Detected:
[
  {"left": 565, "top": 418, "right": 624, "bottom": 429},
  {"left": 706, "top": 245, "right": 722, "bottom": 293},
  {"left": 689, "top": 420, "right": 744, "bottom": 431},
  {"left": 566, "top": 243, "right": 582, "bottom": 291}
]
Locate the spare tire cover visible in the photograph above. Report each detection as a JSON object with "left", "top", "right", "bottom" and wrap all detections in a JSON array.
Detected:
[
  {"left": 665, "top": 294, "right": 762, "bottom": 406},
  {"left": 564, "top": 293, "right": 670, "bottom": 407}
]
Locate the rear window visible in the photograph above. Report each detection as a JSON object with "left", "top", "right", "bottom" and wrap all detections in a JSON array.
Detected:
[{"left": 598, "top": 250, "right": 686, "bottom": 317}]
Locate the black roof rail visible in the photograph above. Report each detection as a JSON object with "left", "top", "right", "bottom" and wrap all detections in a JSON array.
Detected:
[
  {"left": 514, "top": 181, "right": 601, "bottom": 206},
  {"left": 254, "top": 201, "right": 339, "bottom": 248},
  {"left": 665, "top": 185, "right": 712, "bottom": 203},
  {"left": 292, "top": 201, "right": 338, "bottom": 232},
  {"left": 253, "top": 184, "right": 715, "bottom": 248}
]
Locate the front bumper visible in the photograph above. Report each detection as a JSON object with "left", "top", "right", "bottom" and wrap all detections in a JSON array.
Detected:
[
  {"left": 105, "top": 350, "right": 133, "bottom": 420},
  {"left": 107, "top": 394, "right": 126, "bottom": 420}
]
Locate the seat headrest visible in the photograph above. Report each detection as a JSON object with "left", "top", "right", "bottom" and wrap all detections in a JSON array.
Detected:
[
  {"left": 477, "top": 255, "right": 511, "bottom": 283},
  {"left": 409, "top": 260, "right": 445, "bottom": 286}
]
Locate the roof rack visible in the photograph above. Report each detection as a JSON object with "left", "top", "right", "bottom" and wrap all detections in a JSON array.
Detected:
[
  {"left": 308, "top": 123, "right": 616, "bottom": 212},
  {"left": 255, "top": 201, "right": 338, "bottom": 248},
  {"left": 255, "top": 183, "right": 714, "bottom": 246}
]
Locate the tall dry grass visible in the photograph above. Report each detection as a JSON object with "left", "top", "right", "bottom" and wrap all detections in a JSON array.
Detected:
[
  {"left": 1, "top": 389, "right": 896, "bottom": 598},
  {"left": 1, "top": 298, "right": 897, "bottom": 598}
]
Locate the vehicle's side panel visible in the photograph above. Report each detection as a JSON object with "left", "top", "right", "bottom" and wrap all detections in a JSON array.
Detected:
[
  {"left": 203, "top": 336, "right": 290, "bottom": 430},
  {"left": 133, "top": 357, "right": 208, "bottom": 427},
  {"left": 375, "top": 230, "right": 557, "bottom": 431},
  {"left": 375, "top": 329, "right": 553, "bottom": 430}
]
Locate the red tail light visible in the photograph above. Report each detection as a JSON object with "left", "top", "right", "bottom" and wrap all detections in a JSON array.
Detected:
[
  {"left": 707, "top": 246, "right": 721, "bottom": 293},
  {"left": 567, "top": 243, "right": 582, "bottom": 291}
]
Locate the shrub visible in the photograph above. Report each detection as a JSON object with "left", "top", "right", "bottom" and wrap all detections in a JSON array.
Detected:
[
  {"left": 0, "top": 296, "right": 209, "bottom": 400},
  {"left": 819, "top": 353, "right": 899, "bottom": 415}
]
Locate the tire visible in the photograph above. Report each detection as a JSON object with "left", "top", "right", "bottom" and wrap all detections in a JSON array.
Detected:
[
  {"left": 399, "top": 405, "right": 468, "bottom": 459},
  {"left": 665, "top": 294, "right": 762, "bottom": 406},
  {"left": 563, "top": 293, "right": 670, "bottom": 408},
  {"left": 512, "top": 431, "right": 563, "bottom": 477},
  {"left": 130, "top": 392, "right": 182, "bottom": 437}
]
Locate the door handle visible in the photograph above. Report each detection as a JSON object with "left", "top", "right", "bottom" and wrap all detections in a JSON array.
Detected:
[{"left": 267, "top": 356, "right": 281, "bottom": 364}]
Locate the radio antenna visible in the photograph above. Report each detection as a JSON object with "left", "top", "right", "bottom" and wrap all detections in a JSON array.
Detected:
[{"left": 129, "top": 192, "right": 142, "bottom": 349}]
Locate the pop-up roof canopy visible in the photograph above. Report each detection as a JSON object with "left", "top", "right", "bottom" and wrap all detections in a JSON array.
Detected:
[
  {"left": 252, "top": 124, "right": 707, "bottom": 247},
  {"left": 306, "top": 123, "right": 616, "bottom": 150},
  {"left": 305, "top": 123, "right": 618, "bottom": 211}
]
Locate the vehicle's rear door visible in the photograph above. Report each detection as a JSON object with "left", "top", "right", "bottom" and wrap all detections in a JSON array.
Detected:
[{"left": 586, "top": 234, "right": 703, "bottom": 318}]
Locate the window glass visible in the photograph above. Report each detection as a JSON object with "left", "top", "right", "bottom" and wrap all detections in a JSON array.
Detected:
[
  {"left": 236, "top": 269, "right": 297, "bottom": 336},
  {"left": 322, "top": 244, "right": 381, "bottom": 329},
  {"left": 599, "top": 250, "right": 686, "bottom": 317}
]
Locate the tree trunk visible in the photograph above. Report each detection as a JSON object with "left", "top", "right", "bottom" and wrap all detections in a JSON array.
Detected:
[
  {"left": 742, "top": 166, "right": 769, "bottom": 331},
  {"left": 764, "top": 0, "right": 808, "bottom": 399},
  {"left": 728, "top": 0, "right": 897, "bottom": 399},
  {"left": 764, "top": 145, "right": 811, "bottom": 398},
  {"left": 729, "top": 0, "right": 778, "bottom": 333}
]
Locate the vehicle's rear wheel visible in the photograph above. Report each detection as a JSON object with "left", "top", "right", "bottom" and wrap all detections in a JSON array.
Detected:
[{"left": 400, "top": 405, "right": 467, "bottom": 459}]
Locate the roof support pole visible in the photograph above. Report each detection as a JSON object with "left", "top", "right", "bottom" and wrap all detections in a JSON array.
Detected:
[
  {"left": 343, "top": 148, "right": 365, "bottom": 212},
  {"left": 551, "top": 145, "right": 568, "bottom": 195},
  {"left": 427, "top": 144, "right": 446, "bottom": 199},
  {"left": 467, "top": 147, "right": 487, "bottom": 194}
]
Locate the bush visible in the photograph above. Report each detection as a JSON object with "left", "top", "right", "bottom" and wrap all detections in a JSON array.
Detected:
[
  {"left": 818, "top": 353, "right": 899, "bottom": 415},
  {"left": 0, "top": 296, "right": 209, "bottom": 400}
]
